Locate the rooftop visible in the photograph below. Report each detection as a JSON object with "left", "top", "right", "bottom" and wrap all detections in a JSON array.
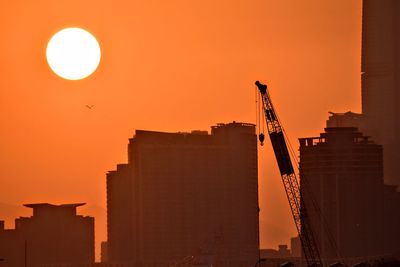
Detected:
[{"left": 24, "top": 203, "right": 86, "bottom": 209}]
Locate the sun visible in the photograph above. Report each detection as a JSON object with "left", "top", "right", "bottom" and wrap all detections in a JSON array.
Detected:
[{"left": 46, "top": 28, "right": 101, "bottom": 80}]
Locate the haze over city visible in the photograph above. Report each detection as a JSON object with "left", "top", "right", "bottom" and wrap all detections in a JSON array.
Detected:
[{"left": 4, "top": 1, "right": 396, "bottom": 266}]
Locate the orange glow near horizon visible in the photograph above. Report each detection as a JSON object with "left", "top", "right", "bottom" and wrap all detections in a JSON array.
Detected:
[{"left": 0, "top": 0, "right": 362, "bottom": 260}]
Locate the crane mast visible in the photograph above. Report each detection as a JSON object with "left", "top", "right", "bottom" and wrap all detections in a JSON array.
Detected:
[{"left": 255, "top": 81, "right": 322, "bottom": 267}]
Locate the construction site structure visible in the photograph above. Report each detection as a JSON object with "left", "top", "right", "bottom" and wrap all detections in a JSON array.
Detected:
[{"left": 255, "top": 81, "right": 323, "bottom": 267}]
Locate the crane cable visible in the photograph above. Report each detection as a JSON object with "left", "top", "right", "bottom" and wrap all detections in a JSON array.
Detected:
[
  {"left": 256, "top": 83, "right": 343, "bottom": 265},
  {"left": 260, "top": 89, "right": 319, "bottom": 265},
  {"left": 281, "top": 126, "right": 343, "bottom": 263},
  {"left": 255, "top": 85, "right": 260, "bottom": 136},
  {"left": 256, "top": 85, "right": 265, "bottom": 143},
  {"left": 272, "top": 104, "right": 344, "bottom": 264}
]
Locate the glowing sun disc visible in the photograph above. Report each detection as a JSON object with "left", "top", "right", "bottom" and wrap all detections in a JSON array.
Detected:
[{"left": 46, "top": 28, "right": 101, "bottom": 80}]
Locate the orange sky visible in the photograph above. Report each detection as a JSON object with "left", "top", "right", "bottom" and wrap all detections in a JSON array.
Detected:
[{"left": 0, "top": 0, "right": 362, "bottom": 260}]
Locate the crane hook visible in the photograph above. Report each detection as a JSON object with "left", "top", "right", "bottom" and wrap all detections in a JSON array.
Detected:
[{"left": 259, "top": 133, "right": 265, "bottom": 146}]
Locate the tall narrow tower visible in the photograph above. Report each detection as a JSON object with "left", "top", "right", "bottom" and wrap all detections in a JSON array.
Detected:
[{"left": 362, "top": 0, "right": 400, "bottom": 186}]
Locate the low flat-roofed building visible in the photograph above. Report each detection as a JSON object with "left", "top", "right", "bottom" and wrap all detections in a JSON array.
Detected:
[{"left": 0, "top": 203, "right": 94, "bottom": 267}]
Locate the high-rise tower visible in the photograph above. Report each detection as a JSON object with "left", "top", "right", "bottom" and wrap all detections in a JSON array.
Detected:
[
  {"left": 362, "top": 0, "right": 400, "bottom": 186},
  {"left": 107, "top": 122, "right": 259, "bottom": 267},
  {"left": 299, "top": 127, "right": 400, "bottom": 264}
]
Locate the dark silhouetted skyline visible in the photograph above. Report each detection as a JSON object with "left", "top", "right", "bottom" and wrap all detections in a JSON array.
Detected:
[{"left": 0, "top": 1, "right": 362, "bottom": 258}]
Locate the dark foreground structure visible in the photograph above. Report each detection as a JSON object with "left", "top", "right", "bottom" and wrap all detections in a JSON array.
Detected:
[
  {"left": 0, "top": 203, "right": 94, "bottom": 267},
  {"left": 106, "top": 122, "right": 259, "bottom": 267},
  {"left": 299, "top": 127, "right": 400, "bottom": 266}
]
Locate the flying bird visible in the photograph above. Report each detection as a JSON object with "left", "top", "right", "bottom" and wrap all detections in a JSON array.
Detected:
[{"left": 86, "top": 105, "right": 94, "bottom": 109}]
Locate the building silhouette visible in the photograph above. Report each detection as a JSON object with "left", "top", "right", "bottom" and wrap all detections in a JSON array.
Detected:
[
  {"left": 0, "top": 220, "right": 24, "bottom": 267},
  {"left": 0, "top": 203, "right": 94, "bottom": 267},
  {"left": 259, "top": 245, "right": 301, "bottom": 267},
  {"left": 326, "top": 112, "right": 364, "bottom": 130},
  {"left": 290, "top": 236, "right": 301, "bottom": 258},
  {"left": 106, "top": 122, "right": 259, "bottom": 267},
  {"left": 362, "top": 0, "right": 400, "bottom": 187},
  {"left": 299, "top": 127, "right": 400, "bottom": 264},
  {"left": 260, "top": 245, "right": 290, "bottom": 259},
  {"left": 100, "top": 241, "right": 108, "bottom": 263},
  {"left": 308, "top": 2, "right": 400, "bottom": 263}
]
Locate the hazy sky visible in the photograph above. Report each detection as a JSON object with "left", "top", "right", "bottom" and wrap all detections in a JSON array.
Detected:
[{"left": 0, "top": 0, "right": 362, "bottom": 259}]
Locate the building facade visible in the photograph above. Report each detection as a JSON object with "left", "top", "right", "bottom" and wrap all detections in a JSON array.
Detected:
[
  {"left": 290, "top": 236, "right": 301, "bottom": 258},
  {"left": 107, "top": 122, "right": 259, "bottom": 267},
  {"left": 0, "top": 220, "right": 24, "bottom": 267},
  {"left": 0, "top": 203, "right": 94, "bottom": 267},
  {"left": 299, "top": 127, "right": 400, "bottom": 265},
  {"left": 362, "top": 0, "right": 400, "bottom": 187}
]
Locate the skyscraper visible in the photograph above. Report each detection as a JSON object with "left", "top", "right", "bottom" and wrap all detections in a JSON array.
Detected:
[
  {"left": 362, "top": 0, "right": 400, "bottom": 187},
  {"left": 107, "top": 122, "right": 259, "bottom": 267},
  {"left": 299, "top": 127, "right": 400, "bottom": 264}
]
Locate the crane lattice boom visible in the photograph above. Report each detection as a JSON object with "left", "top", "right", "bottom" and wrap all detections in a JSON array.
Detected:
[{"left": 255, "top": 81, "right": 322, "bottom": 267}]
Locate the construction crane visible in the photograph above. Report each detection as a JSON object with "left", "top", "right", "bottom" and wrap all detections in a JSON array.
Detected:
[{"left": 255, "top": 81, "right": 323, "bottom": 267}]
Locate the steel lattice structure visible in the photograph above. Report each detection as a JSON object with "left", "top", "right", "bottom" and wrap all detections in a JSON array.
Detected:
[{"left": 255, "top": 81, "right": 322, "bottom": 267}]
